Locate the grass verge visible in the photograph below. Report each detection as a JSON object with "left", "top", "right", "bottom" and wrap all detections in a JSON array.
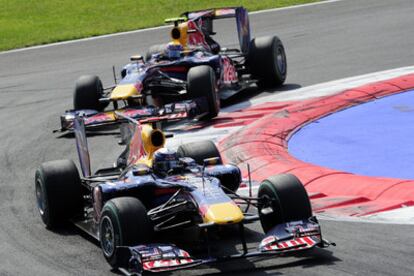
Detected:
[{"left": 0, "top": 0, "right": 319, "bottom": 51}]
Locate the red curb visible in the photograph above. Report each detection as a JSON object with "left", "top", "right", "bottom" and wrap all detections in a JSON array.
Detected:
[{"left": 218, "top": 73, "right": 414, "bottom": 217}]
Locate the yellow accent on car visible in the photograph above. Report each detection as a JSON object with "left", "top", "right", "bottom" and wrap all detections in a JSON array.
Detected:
[
  {"left": 203, "top": 202, "right": 244, "bottom": 224},
  {"left": 170, "top": 22, "right": 188, "bottom": 49},
  {"left": 178, "top": 22, "right": 188, "bottom": 48},
  {"left": 135, "top": 155, "right": 154, "bottom": 168},
  {"left": 104, "top": 111, "right": 116, "bottom": 120},
  {"left": 110, "top": 84, "right": 139, "bottom": 100},
  {"left": 141, "top": 124, "right": 165, "bottom": 157}
]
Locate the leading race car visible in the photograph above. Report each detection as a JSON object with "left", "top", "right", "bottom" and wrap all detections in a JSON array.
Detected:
[
  {"left": 58, "top": 7, "right": 287, "bottom": 132},
  {"left": 35, "top": 114, "right": 334, "bottom": 275}
]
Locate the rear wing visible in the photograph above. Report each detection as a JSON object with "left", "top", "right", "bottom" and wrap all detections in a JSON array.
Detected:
[
  {"left": 183, "top": 7, "right": 238, "bottom": 20},
  {"left": 182, "top": 7, "right": 250, "bottom": 53}
]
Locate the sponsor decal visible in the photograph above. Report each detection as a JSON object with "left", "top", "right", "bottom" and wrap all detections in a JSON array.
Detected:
[
  {"left": 222, "top": 57, "right": 238, "bottom": 84},
  {"left": 187, "top": 20, "right": 209, "bottom": 49}
]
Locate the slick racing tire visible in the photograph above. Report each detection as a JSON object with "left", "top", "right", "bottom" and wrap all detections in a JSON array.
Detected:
[
  {"left": 248, "top": 36, "right": 287, "bottom": 88},
  {"left": 258, "top": 174, "right": 312, "bottom": 233},
  {"left": 99, "top": 197, "right": 153, "bottom": 268},
  {"left": 34, "top": 160, "right": 83, "bottom": 228},
  {"left": 73, "top": 75, "right": 107, "bottom": 111},
  {"left": 177, "top": 141, "right": 240, "bottom": 192},
  {"left": 187, "top": 65, "right": 220, "bottom": 120},
  {"left": 144, "top": 43, "right": 167, "bottom": 62},
  {"left": 177, "top": 140, "right": 222, "bottom": 165}
]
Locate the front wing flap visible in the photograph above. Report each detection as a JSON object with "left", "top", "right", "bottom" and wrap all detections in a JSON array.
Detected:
[
  {"left": 118, "top": 244, "right": 203, "bottom": 275},
  {"left": 259, "top": 218, "right": 322, "bottom": 253},
  {"left": 119, "top": 218, "right": 331, "bottom": 275}
]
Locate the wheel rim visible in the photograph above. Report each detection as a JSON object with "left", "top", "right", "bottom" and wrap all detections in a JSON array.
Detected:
[
  {"left": 35, "top": 179, "right": 45, "bottom": 216},
  {"left": 275, "top": 46, "right": 287, "bottom": 75},
  {"left": 100, "top": 216, "right": 115, "bottom": 257}
]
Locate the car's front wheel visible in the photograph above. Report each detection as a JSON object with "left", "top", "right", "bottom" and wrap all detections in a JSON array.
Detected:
[
  {"left": 258, "top": 173, "right": 312, "bottom": 233},
  {"left": 177, "top": 140, "right": 222, "bottom": 165},
  {"left": 73, "top": 75, "right": 107, "bottom": 111},
  {"left": 99, "top": 197, "right": 153, "bottom": 268},
  {"left": 144, "top": 44, "right": 167, "bottom": 62}
]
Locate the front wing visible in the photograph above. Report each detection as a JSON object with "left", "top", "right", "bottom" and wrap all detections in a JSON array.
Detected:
[
  {"left": 117, "top": 218, "right": 333, "bottom": 275},
  {"left": 56, "top": 100, "right": 206, "bottom": 132}
]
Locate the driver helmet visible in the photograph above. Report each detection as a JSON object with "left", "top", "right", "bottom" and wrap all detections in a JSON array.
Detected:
[
  {"left": 165, "top": 42, "right": 183, "bottom": 59},
  {"left": 153, "top": 148, "right": 180, "bottom": 175}
]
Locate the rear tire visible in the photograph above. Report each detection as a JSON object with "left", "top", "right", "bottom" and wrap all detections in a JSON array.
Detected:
[
  {"left": 177, "top": 140, "right": 221, "bottom": 165},
  {"left": 248, "top": 36, "right": 287, "bottom": 88},
  {"left": 258, "top": 174, "right": 312, "bottom": 233},
  {"left": 35, "top": 160, "right": 83, "bottom": 228},
  {"left": 99, "top": 197, "right": 153, "bottom": 268},
  {"left": 73, "top": 75, "right": 107, "bottom": 111},
  {"left": 187, "top": 65, "right": 219, "bottom": 120}
]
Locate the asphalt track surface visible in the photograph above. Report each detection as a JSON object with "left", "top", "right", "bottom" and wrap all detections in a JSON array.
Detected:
[{"left": 1, "top": 0, "right": 414, "bottom": 275}]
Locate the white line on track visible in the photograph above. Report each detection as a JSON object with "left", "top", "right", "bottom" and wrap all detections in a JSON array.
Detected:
[
  {"left": 0, "top": 0, "right": 344, "bottom": 55},
  {"left": 249, "top": 0, "right": 344, "bottom": 15}
]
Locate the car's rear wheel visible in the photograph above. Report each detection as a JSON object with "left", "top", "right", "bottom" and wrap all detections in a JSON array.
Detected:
[
  {"left": 99, "top": 197, "right": 153, "bottom": 268},
  {"left": 35, "top": 160, "right": 83, "bottom": 228},
  {"left": 187, "top": 65, "right": 219, "bottom": 120},
  {"left": 73, "top": 75, "right": 107, "bottom": 111},
  {"left": 248, "top": 36, "right": 287, "bottom": 88},
  {"left": 258, "top": 174, "right": 312, "bottom": 233}
]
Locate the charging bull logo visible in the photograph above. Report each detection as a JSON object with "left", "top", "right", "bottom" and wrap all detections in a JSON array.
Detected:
[
  {"left": 187, "top": 20, "right": 209, "bottom": 49},
  {"left": 127, "top": 123, "right": 145, "bottom": 164}
]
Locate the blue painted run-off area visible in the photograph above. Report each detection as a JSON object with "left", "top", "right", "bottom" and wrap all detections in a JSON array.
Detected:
[{"left": 289, "top": 90, "right": 414, "bottom": 179}]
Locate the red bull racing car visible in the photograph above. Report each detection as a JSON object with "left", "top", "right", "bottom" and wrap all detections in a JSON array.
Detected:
[
  {"left": 58, "top": 7, "right": 287, "bottom": 132},
  {"left": 36, "top": 114, "right": 334, "bottom": 275}
]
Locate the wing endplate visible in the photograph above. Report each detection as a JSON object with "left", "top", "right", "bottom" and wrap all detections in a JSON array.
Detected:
[{"left": 73, "top": 115, "right": 91, "bottom": 177}]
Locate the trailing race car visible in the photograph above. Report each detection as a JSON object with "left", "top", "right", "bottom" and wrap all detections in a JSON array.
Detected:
[
  {"left": 59, "top": 6, "right": 287, "bottom": 131},
  {"left": 35, "top": 114, "right": 334, "bottom": 275}
]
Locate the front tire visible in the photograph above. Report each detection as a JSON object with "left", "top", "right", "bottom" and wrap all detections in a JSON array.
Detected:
[
  {"left": 35, "top": 160, "right": 83, "bottom": 228},
  {"left": 258, "top": 174, "right": 312, "bottom": 233},
  {"left": 187, "top": 65, "right": 219, "bottom": 120},
  {"left": 73, "top": 75, "right": 107, "bottom": 111},
  {"left": 248, "top": 36, "right": 287, "bottom": 88},
  {"left": 177, "top": 141, "right": 240, "bottom": 192},
  {"left": 99, "top": 197, "right": 153, "bottom": 268},
  {"left": 144, "top": 44, "right": 167, "bottom": 62}
]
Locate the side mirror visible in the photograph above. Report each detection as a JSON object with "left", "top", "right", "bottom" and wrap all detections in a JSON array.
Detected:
[
  {"left": 179, "top": 157, "right": 196, "bottom": 167},
  {"left": 132, "top": 164, "right": 151, "bottom": 176},
  {"left": 203, "top": 157, "right": 221, "bottom": 166},
  {"left": 130, "top": 55, "right": 144, "bottom": 62}
]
